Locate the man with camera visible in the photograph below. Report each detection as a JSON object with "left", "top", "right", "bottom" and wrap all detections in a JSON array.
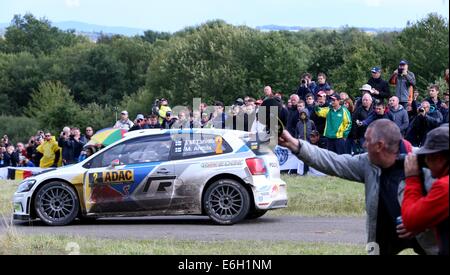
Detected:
[
  {"left": 296, "top": 73, "right": 316, "bottom": 100},
  {"left": 389, "top": 60, "right": 416, "bottom": 109},
  {"left": 403, "top": 126, "right": 449, "bottom": 255},
  {"left": 279, "top": 119, "right": 427, "bottom": 254},
  {"left": 406, "top": 101, "right": 443, "bottom": 147},
  {"left": 58, "top": 127, "right": 85, "bottom": 165}
]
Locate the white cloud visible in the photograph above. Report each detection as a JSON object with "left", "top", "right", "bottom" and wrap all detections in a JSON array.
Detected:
[{"left": 65, "top": 0, "right": 80, "bottom": 8}]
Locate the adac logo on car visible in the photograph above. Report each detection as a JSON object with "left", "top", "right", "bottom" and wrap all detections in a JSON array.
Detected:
[{"left": 88, "top": 170, "right": 134, "bottom": 186}]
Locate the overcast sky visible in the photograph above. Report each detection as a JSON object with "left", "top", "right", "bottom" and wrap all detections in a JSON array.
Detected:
[{"left": 1, "top": 0, "right": 449, "bottom": 32}]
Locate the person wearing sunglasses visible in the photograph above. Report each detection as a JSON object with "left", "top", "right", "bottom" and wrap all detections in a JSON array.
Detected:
[{"left": 36, "top": 132, "right": 62, "bottom": 168}]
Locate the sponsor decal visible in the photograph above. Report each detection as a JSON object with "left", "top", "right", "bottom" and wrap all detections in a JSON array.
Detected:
[
  {"left": 275, "top": 147, "right": 289, "bottom": 165},
  {"left": 269, "top": 162, "right": 278, "bottom": 168},
  {"left": 215, "top": 136, "right": 223, "bottom": 154},
  {"left": 88, "top": 170, "right": 134, "bottom": 186},
  {"left": 201, "top": 160, "right": 244, "bottom": 169}
]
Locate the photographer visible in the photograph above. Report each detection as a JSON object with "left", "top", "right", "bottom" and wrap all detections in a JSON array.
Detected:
[
  {"left": 279, "top": 119, "right": 426, "bottom": 254},
  {"left": 58, "top": 127, "right": 84, "bottom": 165},
  {"left": 406, "top": 101, "right": 443, "bottom": 147},
  {"left": 296, "top": 73, "right": 316, "bottom": 100},
  {"left": 389, "top": 60, "right": 416, "bottom": 109},
  {"left": 402, "top": 126, "right": 449, "bottom": 255},
  {"left": 157, "top": 98, "right": 172, "bottom": 125}
]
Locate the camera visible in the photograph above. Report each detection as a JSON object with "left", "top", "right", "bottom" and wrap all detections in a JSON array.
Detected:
[
  {"left": 398, "top": 67, "right": 404, "bottom": 75},
  {"left": 418, "top": 107, "right": 425, "bottom": 113},
  {"left": 396, "top": 153, "right": 427, "bottom": 168},
  {"left": 151, "top": 99, "right": 160, "bottom": 115},
  {"left": 301, "top": 79, "right": 307, "bottom": 84}
]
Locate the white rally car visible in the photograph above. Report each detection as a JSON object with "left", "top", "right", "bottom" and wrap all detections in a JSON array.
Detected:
[{"left": 13, "top": 129, "right": 287, "bottom": 225}]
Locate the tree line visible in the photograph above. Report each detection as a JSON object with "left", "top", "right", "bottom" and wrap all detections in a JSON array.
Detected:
[{"left": 0, "top": 13, "right": 448, "bottom": 143}]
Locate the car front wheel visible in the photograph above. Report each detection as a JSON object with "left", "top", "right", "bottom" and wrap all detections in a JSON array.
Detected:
[
  {"left": 203, "top": 179, "right": 250, "bottom": 225},
  {"left": 34, "top": 181, "right": 79, "bottom": 226}
]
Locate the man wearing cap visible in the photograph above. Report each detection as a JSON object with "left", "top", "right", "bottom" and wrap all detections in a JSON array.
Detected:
[
  {"left": 403, "top": 126, "right": 449, "bottom": 255},
  {"left": 368, "top": 67, "right": 391, "bottom": 103},
  {"left": 114, "top": 110, "right": 134, "bottom": 130},
  {"left": 354, "top": 84, "right": 373, "bottom": 110},
  {"left": 389, "top": 60, "right": 416, "bottom": 109},
  {"left": 129, "top": 114, "right": 149, "bottom": 131},
  {"left": 314, "top": 94, "right": 352, "bottom": 154}
]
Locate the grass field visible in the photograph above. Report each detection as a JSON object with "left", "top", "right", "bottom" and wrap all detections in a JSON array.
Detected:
[
  {"left": 0, "top": 230, "right": 365, "bottom": 255},
  {"left": 0, "top": 175, "right": 364, "bottom": 217}
]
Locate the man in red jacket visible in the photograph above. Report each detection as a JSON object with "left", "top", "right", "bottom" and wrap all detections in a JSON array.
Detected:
[{"left": 403, "top": 126, "right": 449, "bottom": 255}]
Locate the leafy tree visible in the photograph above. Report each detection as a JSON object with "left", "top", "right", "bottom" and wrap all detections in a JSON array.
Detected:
[
  {"left": 0, "top": 115, "right": 40, "bottom": 144},
  {"left": 26, "top": 81, "right": 81, "bottom": 133},
  {"left": 2, "top": 13, "right": 85, "bottom": 55},
  {"left": 141, "top": 30, "right": 172, "bottom": 44}
]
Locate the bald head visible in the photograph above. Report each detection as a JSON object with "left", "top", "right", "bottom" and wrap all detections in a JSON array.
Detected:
[{"left": 389, "top": 96, "right": 399, "bottom": 109}]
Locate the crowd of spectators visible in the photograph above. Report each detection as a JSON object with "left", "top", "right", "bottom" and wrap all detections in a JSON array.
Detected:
[{"left": 2, "top": 61, "right": 448, "bottom": 170}]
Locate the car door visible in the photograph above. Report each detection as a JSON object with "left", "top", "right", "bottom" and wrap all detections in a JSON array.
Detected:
[{"left": 83, "top": 134, "right": 175, "bottom": 214}]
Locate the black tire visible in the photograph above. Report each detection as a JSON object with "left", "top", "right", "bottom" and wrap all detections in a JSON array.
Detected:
[
  {"left": 34, "top": 181, "right": 79, "bottom": 226},
  {"left": 203, "top": 179, "right": 250, "bottom": 225},
  {"left": 246, "top": 210, "right": 268, "bottom": 220}
]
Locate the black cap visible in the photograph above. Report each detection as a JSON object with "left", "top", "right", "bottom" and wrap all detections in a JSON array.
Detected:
[{"left": 415, "top": 126, "right": 449, "bottom": 155}]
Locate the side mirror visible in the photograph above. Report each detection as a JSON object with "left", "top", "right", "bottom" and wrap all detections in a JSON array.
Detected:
[{"left": 108, "top": 159, "right": 121, "bottom": 169}]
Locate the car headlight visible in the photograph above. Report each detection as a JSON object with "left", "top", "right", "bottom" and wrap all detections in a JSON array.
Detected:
[{"left": 16, "top": 179, "right": 36, "bottom": 193}]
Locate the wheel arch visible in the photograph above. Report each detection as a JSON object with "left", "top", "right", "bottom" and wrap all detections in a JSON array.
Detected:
[
  {"left": 29, "top": 178, "right": 81, "bottom": 219},
  {"left": 200, "top": 173, "right": 255, "bottom": 215}
]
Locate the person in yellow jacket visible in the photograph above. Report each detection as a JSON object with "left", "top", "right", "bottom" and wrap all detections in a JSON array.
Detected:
[
  {"left": 158, "top": 98, "right": 172, "bottom": 125},
  {"left": 36, "top": 132, "right": 62, "bottom": 168}
]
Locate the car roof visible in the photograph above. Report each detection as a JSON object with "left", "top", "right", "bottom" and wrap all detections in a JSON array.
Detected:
[{"left": 123, "top": 128, "right": 249, "bottom": 140}]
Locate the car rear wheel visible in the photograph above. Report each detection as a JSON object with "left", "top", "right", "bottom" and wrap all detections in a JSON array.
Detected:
[
  {"left": 203, "top": 179, "right": 250, "bottom": 225},
  {"left": 34, "top": 181, "right": 79, "bottom": 226}
]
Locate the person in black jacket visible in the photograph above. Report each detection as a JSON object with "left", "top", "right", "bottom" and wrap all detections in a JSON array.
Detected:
[
  {"left": 367, "top": 67, "right": 391, "bottom": 103},
  {"left": 2, "top": 145, "right": 19, "bottom": 167},
  {"left": 406, "top": 101, "right": 443, "bottom": 147},
  {"left": 286, "top": 94, "right": 300, "bottom": 136}
]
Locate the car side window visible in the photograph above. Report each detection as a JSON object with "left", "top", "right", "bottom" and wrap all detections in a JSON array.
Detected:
[
  {"left": 171, "top": 134, "right": 232, "bottom": 160},
  {"left": 87, "top": 135, "right": 171, "bottom": 168}
]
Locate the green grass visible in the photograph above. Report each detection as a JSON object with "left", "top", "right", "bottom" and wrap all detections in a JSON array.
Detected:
[
  {"left": 0, "top": 175, "right": 365, "bottom": 217},
  {"left": 0, "top": 231, "right": 366, "bottom": 255},
  {"left": 274, "top": 175, "right": 365, "bottom": 217},
  {"left": 0, "top": 180, "right": 18, "bottom": 217}
]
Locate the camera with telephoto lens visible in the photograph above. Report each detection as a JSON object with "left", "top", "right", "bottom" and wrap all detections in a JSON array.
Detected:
[
  {"left": 398, "top": 67, "right": 404, "bottom": 75},
  {"left": 418, "top": 107, "right": 425, "bottom": 113},
  {"left": 301, "top": 79, "right": 307, "bottom": 84}
]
